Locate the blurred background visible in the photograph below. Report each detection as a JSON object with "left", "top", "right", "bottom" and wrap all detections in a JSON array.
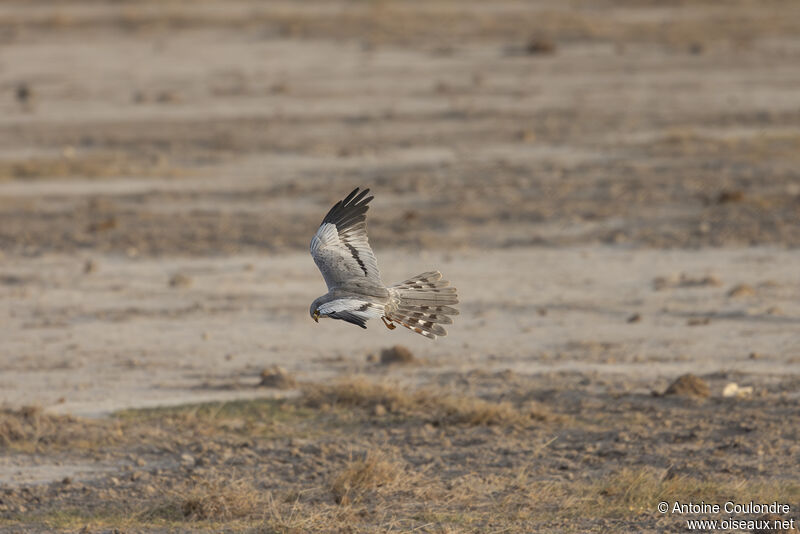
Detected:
[{"left": 1, "top": 0, "right": 799, "bottom": 415}]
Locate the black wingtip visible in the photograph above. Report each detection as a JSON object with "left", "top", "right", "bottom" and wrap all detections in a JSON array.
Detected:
[
  {"left": 341, "top": 187, "right": 360, "bottom": 205},
  {"left": 343, "top": 187, "right": 371, "bottom": 207},
  {"left": 321, "top": 187, "right": 374, "bottom": 227}
]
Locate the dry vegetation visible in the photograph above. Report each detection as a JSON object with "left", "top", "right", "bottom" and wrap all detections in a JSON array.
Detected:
[
  {"left": 0, "top": 153, "right": 187, "bottom": 182},
  {"left": 2, "top": 0, "right": 800, "bottom": 532},
  {"left": 2, "top": 372, "right": 800, "bottom": 532},
  {"left": 302, "top": 376, "right": 551, "bottom": 426}
]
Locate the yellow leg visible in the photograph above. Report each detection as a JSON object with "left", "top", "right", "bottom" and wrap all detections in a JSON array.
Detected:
[{"left": 381, "top": 316, "right": 396, "bottom": 330}]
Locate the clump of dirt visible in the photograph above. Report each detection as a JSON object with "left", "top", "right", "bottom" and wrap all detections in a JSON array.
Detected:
[
  {"left": 169, "top": 273, "right": 193, "bottom": 288},
  {"left": 83, "top": 258, "right": 98, "bottom": 274},
  {"left": 526, "top": 36, "right": 556, "bottom": 55},
  {"left": 380, "top": 345, "right": 417, "bottom": 365},
  {"left": 259, "top": 366, "right": 297, "bottom": 389},
  {"left": 627, "top": 313, "right": 641, "bottom": 324},
  {"left": 716, "top": 190, "right": 745, "bottom": 204},
  {"left": 727, "top": 283, "right": 756, "bottom": 298},
  {"left": 663, "top": 374, "right": 710, "bottom": 398}
]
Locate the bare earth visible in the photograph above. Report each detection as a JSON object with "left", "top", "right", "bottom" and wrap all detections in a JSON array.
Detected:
[{"left": 1, "top": 0, "right": 799, "bottom": 532}]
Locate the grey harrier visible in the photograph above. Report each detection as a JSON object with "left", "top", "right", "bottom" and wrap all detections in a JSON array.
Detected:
[{"left": 309, "top": 187, "right": 458, "bottom": 339}]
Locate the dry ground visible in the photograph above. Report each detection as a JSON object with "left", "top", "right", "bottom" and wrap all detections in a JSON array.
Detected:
[
  {"left": 1, "top": 0, "right": 800, "bottom": 532},
  {"left": 2, "top": 373, "right": 800, "bottom": 532}
]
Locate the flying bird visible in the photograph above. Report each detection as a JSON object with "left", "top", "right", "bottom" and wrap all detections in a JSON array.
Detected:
[{"left": 309, "top": 187, "right": 458, "bottom": 339}]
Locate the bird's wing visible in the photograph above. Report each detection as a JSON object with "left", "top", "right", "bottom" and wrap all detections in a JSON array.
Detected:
[
  {"left": 310, "top": 187, "right": 383, "bottom": 290},
  {"left": 318, "top": 298, "right": 383, "bottom": 329}
]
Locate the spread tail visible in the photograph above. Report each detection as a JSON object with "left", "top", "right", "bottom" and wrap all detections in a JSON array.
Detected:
[{"left": 387, "top": 271, "right": 459, "bottom": 340}]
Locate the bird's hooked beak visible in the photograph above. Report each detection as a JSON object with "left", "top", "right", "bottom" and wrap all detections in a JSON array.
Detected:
[{"left": 313, "top": 310, "right": 320, "bottom": 323}]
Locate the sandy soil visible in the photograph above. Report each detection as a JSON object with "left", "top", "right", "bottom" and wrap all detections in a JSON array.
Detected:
[{"left": 1, "top": 0, "right": 799, "bottom": 532}]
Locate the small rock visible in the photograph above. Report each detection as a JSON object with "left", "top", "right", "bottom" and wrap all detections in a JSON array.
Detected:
[
  {"left": 728, "top": 284, "right": 756, "bottom": 298},
  {"left": 156, "top": 90, "right": 181, "bottom": 103},
  {"left": 259, "top": 366, "right": 297, "bottom": 389},
  {"left": 526, "top": 36, "right": 556, "bottom": 55},
  {"left": 716, "top": 190, "right": 744, "bottom": 204},
  {"left": 380, "top": 345, "right": 417, "bottom": 365},
  {"left": 62, "top": 476, "right": 72, "bottom": 485},
  {"left": 87, "top": 217, "right": 117, "bottom": 233},
  {"left": 687, "top": 317, "right": 711, "bottom": 326},
  {"left": 83, "top": 258, "right": 98, "bottom": 274},
  {"left": 664, "top": 374, "right": 710, "bottom": 398},
  {"left": 16, "top": 83, "right": 32, "bottom": 104},
  {"left": 169, "top": 273, "right": 192, "bottom": 288},
  {"left": 749, "top": 352, "right": 762, "bottom": 360},
  {"left": 372, "top": 404, "right": 387, "bottom": 416},
  {"left": 688, "top": 42, "right": 704, "bottom": 55},
  {"left": 517, "top": 129, "right": 536, "bottom": 142},
  {"left": 180, "top": 453, "right": 196, "bottom": 467},
  {"left": 627, "top": 313, "right": 641, "bottom": 324}
]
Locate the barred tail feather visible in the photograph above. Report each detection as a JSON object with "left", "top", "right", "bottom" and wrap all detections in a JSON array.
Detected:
[{"left": 388, "top": 271, "right": 459, "bottom": 340}]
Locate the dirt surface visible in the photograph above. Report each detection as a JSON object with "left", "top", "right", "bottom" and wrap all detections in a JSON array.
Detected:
[{"left": 1, "top": 0, "right": 800, "bottom": 532}]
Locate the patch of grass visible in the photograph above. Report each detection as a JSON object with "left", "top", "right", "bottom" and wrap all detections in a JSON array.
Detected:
[
  {"left": 328, "top": 450, "right": 405, "bottom": 505},
  {"left": 152, "top": 477, "right": 265, "bottom": 522},
  {"left": 302, "top": 376, "right": 549, "bottom": 427},
  {"left": 569, "top": 468, "right": 800, "bottom": 519},
  {"left": 13, "top": 506, "right": 267, "bottom": 533},
  {"left": 0, "top": 153, "right": 188, "bottom": 181},
  {"left": 0, "top": 406, "right": 120, "bottom": 453},
  {"left": 116, "top": 398, "right": 318, "bottom": 439},
  {"left": 117, "top": 397, "right": 298, "bottom": 423}
]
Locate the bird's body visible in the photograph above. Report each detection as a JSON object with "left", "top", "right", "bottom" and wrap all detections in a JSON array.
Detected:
[{"left": 309, "top": 188, "right": 458, "bottom": 339}]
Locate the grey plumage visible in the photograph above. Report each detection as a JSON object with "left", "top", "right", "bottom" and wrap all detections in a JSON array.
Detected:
[{"left": 309, "top": 187, "right": 458, "bottom": 340}]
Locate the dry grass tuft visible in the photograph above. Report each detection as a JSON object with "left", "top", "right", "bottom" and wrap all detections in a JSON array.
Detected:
[
  {"left": 576, "top": 468, "right": 800, "bottom": 519},
  {"left": 379, "top": 345, "right": 417, "bottom": 365},
  {"left": 152, "top": 477, "right": 265, "bottom": 521},
  {"left": 0, "top": 406, "right": 119, "bottom": 452},
  {"left": 328, "top": 450, "right": 404, "bottom": 505},
  {"left": 302, "top": 376, "right": 544, "bottom": 426},
  {"left": 663, "top": 374, "right": 710, "bottom": 399},
  {"left": 259, "top": 366, "right": 298, "bottom": 389}
]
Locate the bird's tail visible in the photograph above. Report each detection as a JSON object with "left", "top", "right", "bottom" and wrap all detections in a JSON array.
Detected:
[{"left": 387, "top": 271, "right": 459, "bottom": 340}]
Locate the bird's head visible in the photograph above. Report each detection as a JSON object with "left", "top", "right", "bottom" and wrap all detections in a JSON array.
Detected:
[{"left": 309, "top": 299, "right": 322, "bottom": 323}]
